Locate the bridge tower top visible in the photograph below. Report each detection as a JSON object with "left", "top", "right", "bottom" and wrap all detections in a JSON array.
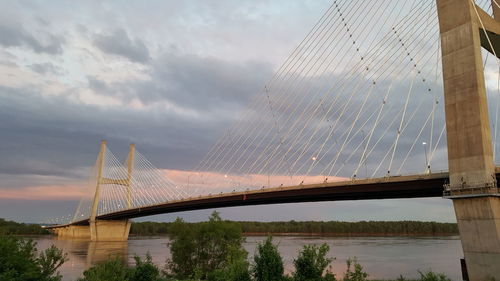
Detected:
[{"left": 89, "top": 141, "right": 135, "bottom": 223}]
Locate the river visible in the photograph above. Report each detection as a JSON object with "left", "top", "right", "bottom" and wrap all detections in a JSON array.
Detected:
[{"left": 32, "top": 235, "right": 463, "bottom": 281}]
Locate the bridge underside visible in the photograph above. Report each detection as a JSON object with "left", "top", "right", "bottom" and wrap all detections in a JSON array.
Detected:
[
  {"left": 93, "top": 172, "right": 450, "bottom": 222},
  {"left": 47, "top": 171, "right": 497, "bottom": 228}
]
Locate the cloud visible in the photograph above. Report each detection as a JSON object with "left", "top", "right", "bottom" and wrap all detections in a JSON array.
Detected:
[
  {"left": 0, "top": 19, "right": 64, "bottom": 54},
  {"left": 86, "top": 52, "right": 273, "bottom": 115},
  {"left": 28, "top": 62, "right": 63, "bottom": 75},
  {"left": 93, "top": 29, "right": 151, "bottom": 63},
  {"left": 0, "top": 184, "right": 86, "bottom": 200}
]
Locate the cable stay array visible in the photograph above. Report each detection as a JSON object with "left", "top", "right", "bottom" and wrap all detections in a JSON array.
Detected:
[
  {"left": 49, "top": 0, "right": 500, "bottom": 225},
  {"left": 188, "top": 0, "right": 500, "bottom": 196},
  {"left": 70, "top": 144, "right": 188, "bottom": 224}
]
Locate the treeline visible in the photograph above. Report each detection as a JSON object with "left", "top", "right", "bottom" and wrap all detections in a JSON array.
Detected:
[
  {"left": 0, "top": 218, "right": 49, "bottom": 235},
  {"left": 130, "top": 220, "right": 458, "bottom": 236}
]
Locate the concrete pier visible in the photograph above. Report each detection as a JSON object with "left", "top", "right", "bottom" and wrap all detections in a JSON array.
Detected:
[
  {"left": 90, "top": 220, "right": 131, "bottom": 242},
  {"left": 437, "top": 0, "right": 500, "bottom": 279},
  {"left": 52, "top": 219, "right": 131, "bottom": 241}
]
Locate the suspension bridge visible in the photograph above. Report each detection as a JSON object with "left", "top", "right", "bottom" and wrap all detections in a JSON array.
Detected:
[{"left": 44, "top": 0, "right": 500, "bottom": 280}]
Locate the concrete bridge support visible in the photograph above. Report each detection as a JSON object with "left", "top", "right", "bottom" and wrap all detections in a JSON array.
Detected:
[
  {"left": 52, "top": 225, "right": 90, "bottom": 239},
  {"left": 52, "top": 220, "right": 130, "bottom": 241},
  {"left": 437, "top": 0, "right": 500, "bottom": 280},
  {"left": 89, "top": 220, "right": 131, "bottom": 242},
  {"left": 86, "top": 141, "right": 133, "bottom": 241}
]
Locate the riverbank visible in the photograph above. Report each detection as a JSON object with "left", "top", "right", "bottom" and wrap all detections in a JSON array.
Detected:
[
  {"left": 1, "top": 218, "right": 459, "bottom": 237},
  {"left": 242, "top": 232, "right": 459, "bottom": 237},
  {"left": 130, "top": 220, "right": 459, "bottom": 236}
]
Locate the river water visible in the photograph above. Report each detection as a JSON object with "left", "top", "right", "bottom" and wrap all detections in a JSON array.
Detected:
[{"left": 32, "top": 235, "right": 463, "bottom": 281}]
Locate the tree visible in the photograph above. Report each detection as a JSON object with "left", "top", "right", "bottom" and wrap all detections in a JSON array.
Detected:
[
  {"left": 252, "top": 236, "right": 285, "bottom": 281},
  {"left": 0, "top": 236, "right": 66, "bottom": 281},
  {"left": 78, "top": 257, "right": 130, "bottom": 281},
  {"left": 165, "top": 211, "right": 248, "bottom": 279},
  {"left": 207, "top": 245, "right": 251, "bottom": 281},
  {"left": 293, "top": 244, "right": 335, "bottom": 281},
  {"left": 343, "top": 257, "right": 368, "bottom": 281},
  {"left": 131, "top": 254, "right": 164, "bottom": 281},
  {"left": 78, "top": 254, "right": 165, "bottom": 281}
]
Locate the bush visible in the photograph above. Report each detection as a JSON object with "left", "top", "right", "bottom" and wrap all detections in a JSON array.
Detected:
[
  {"left": 417, "top": 271, "right": 451, "bottom": 281},
  {"left": 252, "top": 236, "right": 285, "bottom": 281},
  {"left": 293, "top": 244, "right": 335, "bottom": 281},
  {"left": 165, "top": 211, "right": 248, "bottom": 280},
  {"left": 206, "top": 245, "right": 251, "bottom": 281},
  {"left": 0, "top": 236, "right": 66, "bottom": 281},
  {"left": 343, "top": 257, "right": 368, "bottom": 281},
  {"left": 79, "top": 254, "right": 165, "bottom": 281},
  {"left": 78, "top": 257, "right": 130, "bottom": 281},
  {"left": 131, "top": 254, "right": 164, "bottom": 281}
]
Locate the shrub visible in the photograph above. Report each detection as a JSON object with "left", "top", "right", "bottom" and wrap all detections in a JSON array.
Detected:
[
  {"left": 252, "top": 236, "right": 285, "bottom": 281},
  {"left": 293, "top": 243, "right": 335, "bottom": 281},
  {"left": 343, "top": 257, "right": 368, "bottom": 281},
  {"left": 165, "top": 211, "right": 247, "bottom": 280},
  {"left": 0, "top": 236, "right": 66, "bottom": 281}
]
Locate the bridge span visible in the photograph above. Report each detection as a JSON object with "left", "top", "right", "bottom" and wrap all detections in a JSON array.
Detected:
[{"left": 47, "top": 168, "right": 500, "bottom": 229}]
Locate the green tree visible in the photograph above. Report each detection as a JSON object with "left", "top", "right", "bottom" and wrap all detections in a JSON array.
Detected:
[
  {"left": 131, "top": 254, "right": 164, "bottom": 281},
  {"left": 78, "top": 254, "right": 165, "bottom": 281},
  {"left": 165, "top": 211, "right": 247, "bottom": 279},
  {"left": 252, "top": 236, "right": 285, "bottom": 281},
  {"left": 293, "top": 244, "right": 335, "bottom": 281},
  {"left": 78, "top": 257, "right": 130, "bottom": 281},
  {"left": 207, "top": 245, "right": 251, "bottom": 281},
  {"left": 343, "top": 257, "right": 368, "bottom": 281},
  {"left": 0, "top": 236, "right": 66, "bottom": 281}
]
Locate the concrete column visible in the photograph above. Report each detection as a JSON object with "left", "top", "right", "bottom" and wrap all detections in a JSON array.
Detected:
[
  {"left": 90, "top": 220, "right": 131, "bottom": 242},
  {"left": 437, "top": 0, "right": 500, "bottom": 280},
  {"left": 493, "top": 0, "right": 500, "bottom": 20},
  {"left": 90, "top": 140, "right": 106, "bottom": 240}
]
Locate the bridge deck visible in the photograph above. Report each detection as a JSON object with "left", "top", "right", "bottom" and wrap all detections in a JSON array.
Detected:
[{"left": 48, "top": 171, "right": 460, "bottom": 228}]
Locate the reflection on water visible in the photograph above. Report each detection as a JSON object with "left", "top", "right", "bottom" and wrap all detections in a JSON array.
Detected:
[{"left": 32, "top": 235, "right": 463, "bottom": 281}]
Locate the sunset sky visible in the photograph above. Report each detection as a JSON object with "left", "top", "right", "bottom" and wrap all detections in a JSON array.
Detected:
[{"left": 0, "top": 0, "right": 458, "bottom": 223}]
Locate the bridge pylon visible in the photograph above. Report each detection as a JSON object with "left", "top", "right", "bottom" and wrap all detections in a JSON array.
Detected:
[
  {"left": 88, "top": 140, "right": 133, "bottom": 241},
  {"left": 437, "top": 0, "right": 500, "bottom": 280}
]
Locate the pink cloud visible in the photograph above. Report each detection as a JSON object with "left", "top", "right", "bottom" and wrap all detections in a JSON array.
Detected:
[
  {"left": 0, "top": 185, "right": 88, "bottom": 200},
  {"left": 163, "top": 169, "right": 348, "bottom": 196},
  {"left": 0, "top": 171, "right": 347, "bottom": 202}
]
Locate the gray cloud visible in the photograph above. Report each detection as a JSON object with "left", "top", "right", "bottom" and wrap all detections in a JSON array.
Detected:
[
  {"left": 93, "top": 29, "right": 150, "bottom": 63},
  {"left": 0, "top": 19, "right": 64, "bottom": 55},
  {"left": 87, "top": 52, "right": 273, "bottom": 116},
  {"left": 0, "top": 81, "right": 233, "bottom": 180},
  {"left": 28, "top": 62, "right": 63, "bottom": 75}
]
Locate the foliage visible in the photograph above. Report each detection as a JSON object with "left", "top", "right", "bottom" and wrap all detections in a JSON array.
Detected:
[
  {"left": 417, "top": 271, "right": 451, "bottom": 281},
  {"left": 78, "top": 254, "right": 165, "bottom": 281},
  {"left": 293, "top": 243, "right": 335, "bottom": 281},
  {"left": 130, "top": 220, "right": 458, "bottom": 236},
  {"left": 252, "top": 236, "right": 285, "bottom": 281},
  {"left": 0, "top": 235, "right": 66, "bottom": 281},
  {"left": 0, "top": 218, "right": 50, "bottom": 235},
  {"left": 343, "top": 257, "right": 368, "bottom": 281},
  {"left": 165, "top": 211, "right": 247, "bottom": 280},
  {"left": 207, "top": 245, "right": 251, "bottom": 281},
  {"left": 131, "top": 254, "right": 164, "bottom": 281},
  {"left": 78, "top": 257, "right": 130, "bottom": 281}
]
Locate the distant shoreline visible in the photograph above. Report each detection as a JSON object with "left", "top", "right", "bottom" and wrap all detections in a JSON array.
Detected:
[
  {"left": 128, "top": 232, "right": 459, "bottom": 238},
  {"left": 243, "top": 232, "right": 459, "bottom": 237},
  {"left": 1, "top": 218, "right": 459, "bottom": 237}
]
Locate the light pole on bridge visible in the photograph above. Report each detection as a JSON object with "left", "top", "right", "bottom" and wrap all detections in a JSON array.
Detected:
[{"left": 422, "top": 142, "right": 430, "bottom": 174}]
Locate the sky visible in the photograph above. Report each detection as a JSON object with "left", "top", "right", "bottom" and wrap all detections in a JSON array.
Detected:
[{"left": 0, "top": 0, "right": 460, "bottom": 224}]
